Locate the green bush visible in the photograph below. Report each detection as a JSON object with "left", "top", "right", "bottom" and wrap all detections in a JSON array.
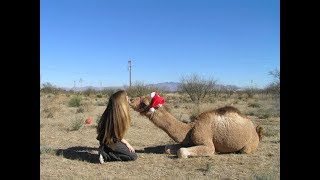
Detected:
[
  {"left": 70, "top": 117, "right": 84, "bottom": 131},
  {"left": 68, "top": 95, "right": 82, "bottom": 107}
]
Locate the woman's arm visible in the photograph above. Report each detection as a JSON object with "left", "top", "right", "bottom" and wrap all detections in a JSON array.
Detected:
[{"left": 121, "top": 139, "right": 135, "bottom": 153}]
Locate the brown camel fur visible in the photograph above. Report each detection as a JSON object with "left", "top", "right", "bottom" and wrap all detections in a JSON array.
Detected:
[{"left": 129, "top": 94, "right": 263, "bottom": 158}]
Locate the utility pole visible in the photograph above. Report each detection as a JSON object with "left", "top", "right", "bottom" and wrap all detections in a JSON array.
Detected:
[
  {"left": 79, "top": 78, "right": 83, "bottom": 88},
  {"left": 128, "top": 60, "right": 132, "bottom": 87}
]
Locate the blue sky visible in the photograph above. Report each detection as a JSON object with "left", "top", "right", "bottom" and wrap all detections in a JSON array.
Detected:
[{"left": 40, "top": 0, "right": 279, "bottom": 89}]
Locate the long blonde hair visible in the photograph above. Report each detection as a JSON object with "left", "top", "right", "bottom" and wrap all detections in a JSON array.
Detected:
[{"left": 96, "top": 90, "right": 131, "bottom": 145}]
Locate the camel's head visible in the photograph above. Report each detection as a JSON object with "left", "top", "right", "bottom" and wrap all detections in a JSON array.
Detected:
[
  {"left": 129, "top": 94, "right": 152, "bottom": 113},
  {"left": 129, "top": 92, "right": 165, "bottom": 115}
]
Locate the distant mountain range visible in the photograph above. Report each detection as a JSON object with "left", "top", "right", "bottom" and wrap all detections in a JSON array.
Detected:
[{"left": 60, "top": 82, "right": 243, "bottom": 92}]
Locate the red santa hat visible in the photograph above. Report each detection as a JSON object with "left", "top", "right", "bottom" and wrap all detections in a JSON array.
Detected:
[{"left": 149, "top": 92, "right": 165, "bottom": 113}]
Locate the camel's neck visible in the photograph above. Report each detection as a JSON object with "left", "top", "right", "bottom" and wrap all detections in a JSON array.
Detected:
[{"left": 147, "top": 108, "right": 193, "bottom": 144}]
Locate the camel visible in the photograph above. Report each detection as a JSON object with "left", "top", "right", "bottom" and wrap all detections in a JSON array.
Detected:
[{"left": 129, "top": 92, "right": 263, "bottom": 158}]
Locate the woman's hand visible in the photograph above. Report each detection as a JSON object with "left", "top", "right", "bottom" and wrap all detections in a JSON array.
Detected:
[
  {"left": 126, "top": 143, "right": 135, "bottom": 153},
  {"left": 121, "top": 139, "right": 135, "bottom": 153}
]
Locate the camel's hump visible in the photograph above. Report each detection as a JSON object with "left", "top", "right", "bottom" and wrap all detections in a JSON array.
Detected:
[{"left": 215, "top": 106, "right": 242, "bottom": 115}]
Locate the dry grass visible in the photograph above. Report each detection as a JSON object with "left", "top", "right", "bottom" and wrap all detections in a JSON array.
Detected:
[{"left": 40, "top": 92, "right": 280, "bottom": 180}]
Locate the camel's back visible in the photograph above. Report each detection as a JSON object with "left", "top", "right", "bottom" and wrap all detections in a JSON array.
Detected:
[{"left": 195, "top": 106, "right": 257, "bottom": 153}]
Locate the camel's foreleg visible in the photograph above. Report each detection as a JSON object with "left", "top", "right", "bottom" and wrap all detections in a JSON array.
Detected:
[
  {"left": 177, "top": 144, "right": 215, "bottom": 158},
  {"left": 178, "top": 119, "right": 216, "bottom": 158},
  {"left": 164, "top": 144, "right": 182, "bottom": 154}
]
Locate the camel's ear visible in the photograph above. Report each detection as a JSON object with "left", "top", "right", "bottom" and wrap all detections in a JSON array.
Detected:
[{"left": 141, "top": 97, "right": 151, "bottom": 106}]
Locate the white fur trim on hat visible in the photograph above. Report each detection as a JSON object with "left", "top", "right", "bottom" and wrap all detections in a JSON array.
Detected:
[
  {"left": 150, "top": 92, "right": 156, "bottom": 98},
  {"left": 149, "top": 107, "right": 155, "bottom": 113}
]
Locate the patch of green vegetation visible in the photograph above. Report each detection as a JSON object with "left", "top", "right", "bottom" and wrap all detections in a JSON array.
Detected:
[
  {"left": 68, "top": 95, "right": 82, "bottom": 107},
  {"left": 70, "top": 117, "right": 84, "bottom": 131}
]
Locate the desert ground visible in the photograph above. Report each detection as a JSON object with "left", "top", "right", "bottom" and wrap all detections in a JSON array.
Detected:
[{"left": 40, "top": 91, "right": 280, "bottom": 179}]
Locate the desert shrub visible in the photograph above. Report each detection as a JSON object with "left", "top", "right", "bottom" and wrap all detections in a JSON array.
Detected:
[
  {"left": 46, "top": 112, "right": 54, "bottom": 118},
  {"left": 219, "top": 86, "right": 238, "bottom": 97},
  {"left": 263, "top": 128, "right": 279, "bottom": 137},
  {"left": 274, "top": 98, "right": 280, "bottom": 117},
  {"left": 261, "top": 104, "right": 279, "bottom": 118},
  {"left": 242, "top": 80, "right": 260, "bottom": 98},
  {"left": 83, "top": 88, "right": 97, "bottom": 97},
  {"left": 95, "top": 100, "right": 106, "bottom": 106},
  {"left": 42, "top": 108, "right": 50, "bottom": 113},
  {"left": 70, "top": 117, "right": 84, "bottom": 131},
  {"left": 237, "top": 93, "right": 246, "bottom": 100},
  {"left": 45, "top": 93, "right": 55, "bottom": 98},
  {"left": 40, "top": 82, "right": 64, "bottom": 94},
  {"left": 243, "top": 88, "right": 258, "bottom": 98},
  {"left": 68, "top": 95, "right": 82, "bottom": 107},
  {"left": 76, "top": 107, "right": 84, "bottom": 113},
  {"left": 100, "top": 88, "right": 117, "bottom": 98},
  {"left": 178, "top": 74, "right": 217, "bottom": 105},
  {"left": 126, "top": 81, "right": 163, "bottom": 97},
  {"left": 248, "top": 102, "right": 261, "bottom": 108},
  {"left": 189, "top": 104, "right": 207, "bottom": 122},
  {"left": 175, "top": 92, "right": 192, "bottom": 103},
  {"left": 245, "top": 108, "right": 273, "bottom": 119},
  {"left": 163, "top": 93, "right": 184, "bottom": 104},
  {"left": 96, "top": 94, "right": 103, "bottom": 98},
  {"left": 265, "top": 69, "right": 280, "bottom": 97},
  {"left": 42, "top": 108, "right": 54, "bottom": 118},
  {"left": 246, "top": 111, "right": 255, "bottom": 116},
  {"left": 258, "top": 113, "right": 270, "bottom": 119},
  {"left": 65, "top": 90, "right": 76, "bottom": 96},
  {"left": 233, "top": 100, "right": 239, "bottom": 104}
]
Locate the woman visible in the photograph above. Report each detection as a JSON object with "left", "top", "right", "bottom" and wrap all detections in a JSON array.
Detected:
[{"left": 96, "top": 90, "right": 137, "bottom": 163}]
